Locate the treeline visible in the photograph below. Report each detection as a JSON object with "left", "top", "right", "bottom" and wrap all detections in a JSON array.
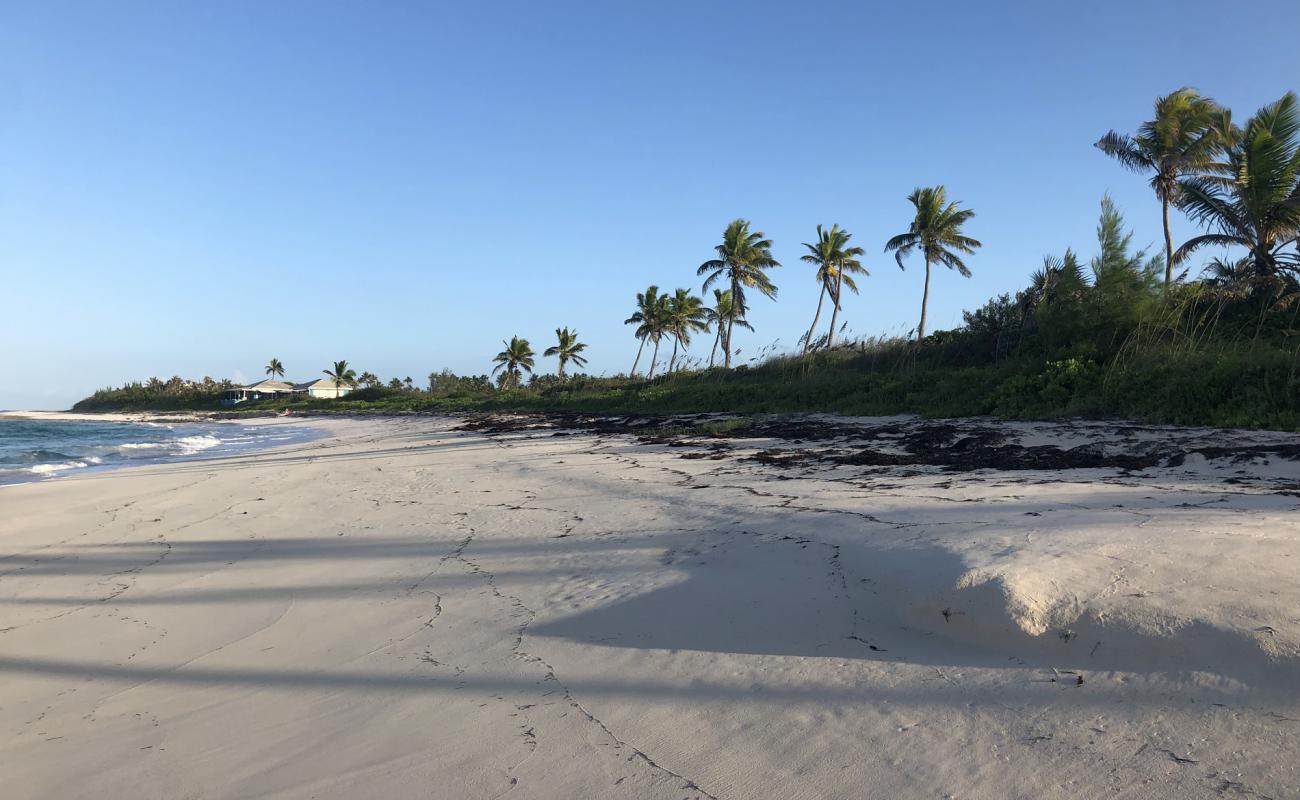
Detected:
[{"left": 74, "top": 376, "right": 235, "bottom": 411}]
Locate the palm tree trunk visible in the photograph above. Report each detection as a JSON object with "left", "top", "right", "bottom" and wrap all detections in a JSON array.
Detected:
[
  {"left": 630, "top": 337, "right": 646, "bottom": 377},
  {"left": 826, "top": 272, "right": 843, "bottom": 350},
  {"left": 724, "top": 317, "right": 735, "bottom": 368},
  {"left": 649, "top": 339, "right": 660, "bottom": 378},
  {"left": 803, "top": 285, "right": 827, "bottom": 355},
  {"left": 709, "top": 327, "right": 720, "bottom": 367},
  {"left": 725, "top": 277, "right": 740, "bottom": 369},
  {"left": 918, "top": 257, "right": 932, "bottom": 340},
  {"left": 558, "top": 360, "right": 566, "bottom": 381},
  {"left": 669, "top": 337, "right": 679, "bottom": 372},
  {"left": 1162, "top": 194, "right": 1174, "bottom": 287}
]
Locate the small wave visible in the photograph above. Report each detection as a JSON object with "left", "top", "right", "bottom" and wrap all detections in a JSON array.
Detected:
[
  {"left": 30, "top": 460, "right": 90, "bottom": 475},
  {"left": 176, "top": 434, "right": 222, "bottom": 454},
  {"left": 117, "top": 442, "right": 167, "bottom": 450}
]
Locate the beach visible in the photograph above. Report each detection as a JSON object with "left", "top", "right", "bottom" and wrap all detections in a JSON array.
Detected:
[{"left": 2, "top": 413, "right": 1298, "bottom": 799}]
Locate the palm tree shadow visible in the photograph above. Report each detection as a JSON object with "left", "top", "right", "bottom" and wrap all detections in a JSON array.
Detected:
[
  {"left": 528, "top": 532, "right": 1300, "bottom": 691},
  {"left": 530, "top": 532, "right": 969, "bottom": 663}
]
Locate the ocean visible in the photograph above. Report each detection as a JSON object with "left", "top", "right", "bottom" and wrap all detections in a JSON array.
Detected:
[{"left": 0, "top": 417, "right": 320, "bottom": 485}]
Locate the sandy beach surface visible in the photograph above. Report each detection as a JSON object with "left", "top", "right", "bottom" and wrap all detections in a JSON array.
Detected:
[{"left": 2, "top": 413, "right": 1299, "bottom": 799}]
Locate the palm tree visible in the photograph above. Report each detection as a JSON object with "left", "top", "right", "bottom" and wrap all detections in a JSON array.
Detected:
[
  {"left": 1025, "top": 249, "right": 1089, "bottom": 313},
  {"left": 492, "top": 336, "right": 535, "bottom": 389},
  {"left": 644, "top": 292, "right": 672, "bottom": 378},
  {"left": 1201, "top": 256, "right": 1255, "bottom": 290},
  {"left": 800, "top": 224, "right": 868, "bottom": 353},
  {"left": 705, "top": 289, "right": 750, "bottom": 368},
  {"left": 544, "top": 327, "right": 589, "bottom": 380},
  {"left": 265, "top": 358, "right": 285, "bottom": 381},
  {"left": 664, "top": 289, "right": 709, "bottom": 372},
  {"left": 357, "top": 371, "right": 380, "bottom": 388},
  {"left": 697, "top": 219, "right": 780, "bottom": 368},
  {"left": 624, "top": 285, "right": 663, "bottom": 377},
  {"left": 884, "top": 186, "right": 981, "bottom": 340},
  {"left": 1096, "top": 88, "right": 1223, "bottom": 285},
  {"left": 1174, "top": 92, "right": 1300, "bottom": 278},
  {"left": 323, "top": 360, "right": 357, "bottom": 393}
]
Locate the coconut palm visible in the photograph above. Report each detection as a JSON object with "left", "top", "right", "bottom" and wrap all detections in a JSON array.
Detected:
[
  {"left": 264, "top": 358, "right": 285, "bottom": 381},
  {"left": 323, "top": 360, "right": 357, "bottom": 392},
  {"left": 697, "top": 219, "right": 780, "bottom": 368},
  {"left": 357, "top": 371, "right": 380, "bottom": 388},
  {"left": 643, "top": 293, "right": 672, "bottom": 379},
  {"left": 1173, "top": 92, "right": 1300, "bottom": 278},
  {"left": 1096, "top": 88, "right": 1223, "bottom": 284},
  {"left": 664, "top": 289, "right": 709, "bottom": 372},
  {"left": 1200, "top": 256, "right": 1255, "bottom": 290},
  {"left": 544, "top": 327, "right": 589, "bottom": 380},
  {"left": 624, "top": 285, "right": 664, "bottom": 377},
  {"left": 884, "top": 186, "right": 981, "bottom": 340},
  {"left": 492, "top": 336, "right": 535, "bottom": 389},
  {"left": 705, "top": 289, "right": 749, "bottom": 368},
  {"left": 1025, "top": 249, "right": 1089, "bottom": 313},
  {"left": 800, "top": 224, "right": 868, "bottom": 353}
]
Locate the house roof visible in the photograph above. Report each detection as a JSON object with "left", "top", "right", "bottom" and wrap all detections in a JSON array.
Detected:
[
  {"left": 244, "top": 379, "right": 295, "bottom": 392},
  {"left": 293, "top": 378, "right": 350, "bottom": 390}
]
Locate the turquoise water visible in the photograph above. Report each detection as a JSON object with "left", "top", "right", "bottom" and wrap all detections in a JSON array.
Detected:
[{"left": 0, "top": 417, "right": 319, "bottom": 485}]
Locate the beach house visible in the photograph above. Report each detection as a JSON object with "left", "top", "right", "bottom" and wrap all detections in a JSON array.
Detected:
[
  {"left": 292, "top": 378, "right": 354, "bottom": 399},
  {"left": 219, "top": 379, "right": 296, "bottom": 406}
]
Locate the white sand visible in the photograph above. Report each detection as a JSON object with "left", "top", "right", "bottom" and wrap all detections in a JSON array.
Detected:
[{"left": 2, "top": 414, "right": 1298, "bottom": 799}]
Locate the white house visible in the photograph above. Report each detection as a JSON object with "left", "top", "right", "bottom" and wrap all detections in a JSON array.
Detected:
[
  {"left": 220, "top": 379, "right": 296, "bottom": 406},
  {"left": 292, "top": 378, "right": 354, "bottom": 399}
]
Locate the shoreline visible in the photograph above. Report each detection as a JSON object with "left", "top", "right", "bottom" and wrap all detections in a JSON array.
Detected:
[
  {"left": 0, "top": 412, "right": 329, "bottom": 488},
  {"left": 2, "top": 414, "right": 1298, "bottom": 798}
]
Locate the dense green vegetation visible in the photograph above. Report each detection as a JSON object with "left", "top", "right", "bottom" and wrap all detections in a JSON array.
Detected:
[
  {"left": 75, "top": 376, "right": 234, "bottom": 412},
  {"left": 75, "top": 89, "right": 1300, "bottom": 430}
]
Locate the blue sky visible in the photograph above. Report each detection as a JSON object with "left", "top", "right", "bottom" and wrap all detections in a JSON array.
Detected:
[{"left": 3, "top": 1, "right": 1299, "bottom": 409}]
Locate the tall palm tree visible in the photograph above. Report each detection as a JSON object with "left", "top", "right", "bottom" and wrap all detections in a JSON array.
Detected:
[
  {"left": 357, "top": 371, "right": 380, "bottom": 388},
  {"left": 1174, "top": 92, "right": 1300, "bottom": 277},
  {"left": 265, "top": 358, "right": 285, "bottom": 381},
  {"left": 1096, "top": 88, "right": 1222, "bottom": 285},
  {"left": 705, "top": 289, "right": 750, "bottom": 368},
  {"left": 624, "top": 285, "right": 663, "bottom": 377},
  {"left": 800, "top": 224, "right": 868, "bottom": 353},
  {"left": 697, "top": 219, "right": 780, "bottom": 368},
  {"left": 544, "top": 327, "right": 589, "bottom": 380},
  {"left": 644, "top": 292, "right": 672, "bottom": 379},
  {"left": 884, "top": 186, "right": 981, "bottom": 340},
  {"left": 492, "top": 336, "right": 535, "bottom": 389},
  {"left": 322, "top": 360, "right": 357, "bottom": 393},
  {"left": 664, "top": 288, "right": 709, "bottom": 372}
]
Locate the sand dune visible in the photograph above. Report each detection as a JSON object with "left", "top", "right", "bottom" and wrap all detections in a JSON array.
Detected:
[{"left": 2, "top": 414, "right": 1298, "bottom": 799}]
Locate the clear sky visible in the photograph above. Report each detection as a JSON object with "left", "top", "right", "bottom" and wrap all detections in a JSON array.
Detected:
[{"left": 3, "top": 1, "right": 1299, "bottom": 409}]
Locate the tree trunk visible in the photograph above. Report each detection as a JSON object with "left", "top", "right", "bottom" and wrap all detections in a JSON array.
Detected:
[
  {"left": 725, "top": 317, "right": 734, "bottom": 368},
  {"left": 709, "top": 326, "right": 720, "bottom": 367},
  {"left": 649, "top": 339, "right": 661, "bottom": 378},
  {"left": 1162, "top": 194, "right": 1174, "bottom": 287},
  {"left": 803, "top": 285, "right": 827, "bottom": 354},
  {"left": 918, "top": 257, "right": 932, "bottom": 340},
  {"left": 669, "top": 337, "right": 679, "bottom": 372},
  {"left": 630, "top": 337, "right": 645, "bottom": 377},
  {"left": 558, "top": 359, "right": 566, "bottom": 381},
  {"left": 826, "top": 271, "right": 843, "bottom": 350}
]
